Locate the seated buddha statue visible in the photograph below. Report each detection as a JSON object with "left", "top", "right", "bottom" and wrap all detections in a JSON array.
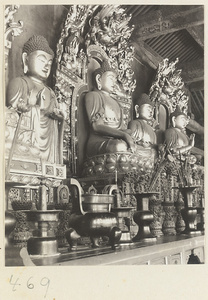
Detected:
[
  {"left": 85, "top": 60, "right": 135, "bottom": 157},
  {"left": 5, "top": 35, "right": 65, "bottom": 165},
  {"left": 165, "top": 106, "right": 195, "bottom": 157},
  {"left": 128, "top": 93, "right": 157, "bottom": 149}
]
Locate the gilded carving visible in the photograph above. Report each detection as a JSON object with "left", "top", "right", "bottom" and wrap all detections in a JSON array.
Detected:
[
  {"left": 149, "top": 58, "right": 189, "bottom": 117},
  {"left": 5, "top": 5, "right": 23, "bottom": 71}
]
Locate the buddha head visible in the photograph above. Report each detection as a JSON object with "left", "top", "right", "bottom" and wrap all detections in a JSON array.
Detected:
[
  {"left": 22, "top": 35, "right": 54, "bottom": 82},
  {"left": 135, "top": 93, "right": 155, "bottom": 121},
  {"left": 93, "top": 60, "right": 117, "bottom": 94},
  {"left": 170, "top": 106, "right": 189, "bottom": 130}
]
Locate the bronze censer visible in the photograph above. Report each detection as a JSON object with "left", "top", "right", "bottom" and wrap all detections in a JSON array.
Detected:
[{"left": 66, "top": 179, "right": 122, "bottom": 249}]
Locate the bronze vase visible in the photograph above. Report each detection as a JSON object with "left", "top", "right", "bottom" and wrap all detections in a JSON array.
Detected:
[
  {"left": 132, "top": 192, "right": 157, "bottom": 242},
  {"left": 179, "top": 186, "right": 201, "bottom": 235},
  {"left": 5, "top": 211, "right": 16, "bottom": 247}
]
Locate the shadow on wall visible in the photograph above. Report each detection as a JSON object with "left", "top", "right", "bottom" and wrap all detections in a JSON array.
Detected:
[{"left": 6, "top": 5, "right": 68, "bottom": 88}]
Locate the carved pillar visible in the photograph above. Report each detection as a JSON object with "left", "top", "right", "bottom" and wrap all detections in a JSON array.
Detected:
[
  {"left": 149, "top": 196, "right": 164, "bottom": 237},
  {"left": 162, "top": 171, "right": 176, "bottom": 235},
  {"left": 5, "top": 5, "right": 23, "bottom": 82},
  {"left": 160, "top": 167, "right": 176, "bottom": 236},
  {"left": 175, "top": 191, "right": 185, "bottom": 233},
  {"left": 12, "top": 211, "right": 32, "bottom": 247},
  {"left": 162, "top": 202, "right": 176, "bottom": 236},
  {"left": 56, "top": 210, "right": 72, "bottom": 247}
]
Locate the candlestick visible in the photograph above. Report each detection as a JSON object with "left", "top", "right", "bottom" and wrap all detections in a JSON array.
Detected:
[
  {"left": 115, "top": 169, "right": 118, "bottom": 185},
  {"left": 39, "top": 180, "right": 48, "bottom": 210}
]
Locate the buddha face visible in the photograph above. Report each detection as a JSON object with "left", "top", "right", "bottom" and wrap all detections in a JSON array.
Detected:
[
  {"left": 137, "top": 104, "right": 154, "bottom": 121},
  {"left": 99, "top": 71, "right": 117, "bottom": 94},
  {"left": 25, "top": 50, "right": 53, "bottom": 81},
  {"left": 173, "top": 114, "right": 189, "bottom": 130}
]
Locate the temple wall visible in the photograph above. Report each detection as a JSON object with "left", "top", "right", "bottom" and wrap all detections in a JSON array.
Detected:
[
  {"left": 6, "top": 5, "right": 68, "bottom": 87},
  {"left": 132, "top": 58, "right": 155, "bottom": 100}
]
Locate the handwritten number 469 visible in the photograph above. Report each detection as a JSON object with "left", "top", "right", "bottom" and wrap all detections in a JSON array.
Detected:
[{"left": 9, "top": 275, "right": 50, "bottom": 298}]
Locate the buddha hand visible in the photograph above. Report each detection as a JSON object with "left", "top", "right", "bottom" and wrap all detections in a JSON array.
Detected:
[
  {"left": 124, "top": 132, "right": 136, "bottom": 153},
  {"left": 189, "top": 133, "right": 195, "bottom": 147},
  {"left": 17, "top": 98, "right": 31, "bottom": 113},
  {"left": 49, "top": 108, "right": 65, "bottom": 120}
]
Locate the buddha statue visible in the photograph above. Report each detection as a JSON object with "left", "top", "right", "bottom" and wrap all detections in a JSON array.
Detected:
[
  {"left": 85, "top": 60, "right": 135, "bottom": 157},
  {"left": 128, "top": 93, "right": 157, "bottom": 149},
  {"left": 5, "top": 35, "right": 65, "bottom": 165},
  {"left": 165, "top": 106, "right": 195, "bottom": 156}
]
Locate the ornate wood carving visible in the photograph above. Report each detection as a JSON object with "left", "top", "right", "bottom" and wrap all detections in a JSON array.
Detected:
[
  {"left": 149, "top": 57, "right": 189, "bottom": 116},
  {"left": 5, "top": 5, "right": 23, "bottom": 71}
]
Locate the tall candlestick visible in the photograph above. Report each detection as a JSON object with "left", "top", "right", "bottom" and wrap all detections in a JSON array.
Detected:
[
  {"left": 39, "top": 180, "right": 47, "bottom": 210},
  {"left": 115, "top": 169, "right": 117, "bottom": 185}
]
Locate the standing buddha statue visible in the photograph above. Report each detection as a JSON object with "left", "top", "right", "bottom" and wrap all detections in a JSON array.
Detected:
[{"left": 5, "top": 35, "right": 65, "bottom": 165}]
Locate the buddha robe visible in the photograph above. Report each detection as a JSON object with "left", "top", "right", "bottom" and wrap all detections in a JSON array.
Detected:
[
  {"left": 5, "top": 76, "right": 64, "bottom": 164},
  {"left": 128, "top": 119, "right": 157, "bottom": 148},
  {"left": 85, "top": 90, "right": 128, "bottom": 157},
  {"left": 165, "top": 127, "right": 190, "bottom": 151}
]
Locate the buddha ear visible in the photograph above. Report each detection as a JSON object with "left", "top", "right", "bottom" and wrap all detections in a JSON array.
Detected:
[
  {"left": 135, "top": 104, "right": 140, "bottom": 118},
  {"left": 22, "top": 52, "right": 28, "bottom": 74},
  {"left": 95, "top": 74, "right": 102, "bottom": 90},
  {"left": 172, "top": 116, "right": 176, "bottom": 128}
]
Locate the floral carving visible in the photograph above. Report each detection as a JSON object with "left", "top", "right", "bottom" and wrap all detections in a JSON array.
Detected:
[
  {"left": 86, "top": 6, "right": 136, "bottom": 97},
  {"left": 5, "top": 5, "right": 23, "bottom": 71},
  {"left": 149, "top": 58, "right": 189, "bottom": 114}
]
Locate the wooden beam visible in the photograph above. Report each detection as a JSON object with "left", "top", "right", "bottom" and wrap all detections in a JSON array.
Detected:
[
  {"left": 132, "top": 41, "right": 162, "bottom": 70},
  {"left": 192, "top": 91, "right": 204, "bottom": 112},
  {"left": 186, "top": 25, "right": 204, "bottom": 49},
  {"left": 131, "top": 6, "right": 204, "bottom": 41},
  {"left": 187, "top": 80, "right": 204, "bottom": 91},
  {"left": 190, "top": 94, "right": 202, "bottom": 120},
  {"left": 178, "top": 58, "right": 204, "bottom": 83},
  {"left": 187, "top": 119, "right": 204, "bottom": 136},
  {"left": 191, "top": 147, "right": 204, "bottom": 156}
]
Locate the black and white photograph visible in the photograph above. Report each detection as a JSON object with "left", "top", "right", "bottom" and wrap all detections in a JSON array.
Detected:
[{"left": 2, "top": 3, "right": 206, "bottom": 299}]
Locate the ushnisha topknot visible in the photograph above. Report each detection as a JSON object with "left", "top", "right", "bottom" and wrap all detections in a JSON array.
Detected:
[
  {"left": 170, "top": 106, "right": 188, "bottom": 119},
  {"left": 135, "top": 93, "right": 155, "bottom": 107},
  {"left": 93, "top": 59, "right": 118, "bottom": 78},
  {"left": 22, "top": 35, "right": 54, "bottom": 57}
]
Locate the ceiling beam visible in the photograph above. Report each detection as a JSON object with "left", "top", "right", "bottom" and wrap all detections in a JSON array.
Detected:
[
  {"left": 186, "top": 25, "right": 204, "bottom": 49},
  {"left": 187, "top": 81, "right": 204, "bottom": 91},
  {"left": 132, "top": 44, "right": 204, "bottom": 86},
  {"left": 178, "top": 58, "right": 204, "bottom": 83},
  {"left": 131, "top": 5, "right": 204, "bottom": 41},
  {"left": 132, "top": 41, "right": 163, "bottom": 70}
]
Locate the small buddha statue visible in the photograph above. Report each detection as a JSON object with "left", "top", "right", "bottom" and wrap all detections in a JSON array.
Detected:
[
  {"left": 85, "top": 60, "right": 135, "bottom": 157},
  {"left": 5, "top": 35, "right": 65, "bottom": 164},
  {"left": 165, "top": 106, "right": 195, "bottom": 156},
  {"left": 128, "top": 93, "right": 157, "bottom": 149}
]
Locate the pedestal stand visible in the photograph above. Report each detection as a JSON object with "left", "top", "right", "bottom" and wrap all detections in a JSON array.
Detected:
[
  {"left": 131, "top": 192, "right": 158, "bottom": 242},
  {"left": 24, "top": 179, "right": 61, "bottom": 256},
  {"left": 111, "top": 207, "right": 133, "bottom": 244},
  {"left": 25, "top": 210, "right": 61, "bottom": 256},
  {"left": 177, "top": 186, "right": 201, "bottom": 235}
]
